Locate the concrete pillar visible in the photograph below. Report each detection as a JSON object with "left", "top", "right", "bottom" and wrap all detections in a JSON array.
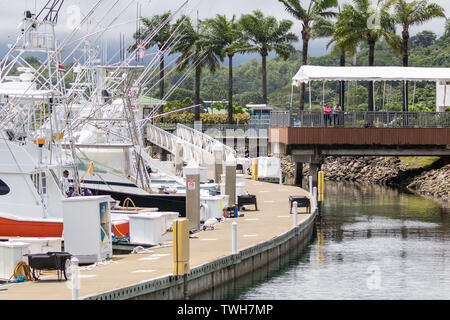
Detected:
[
  {"left": 295, "top": 162, "right": 303, "bottom": 187},
  {"left": 213, "top": 143, "right": 223, "bottom": 184},
  {"left": 175, "top": 140, "right": 184, "bottom": 176},
  {"left": 310, "top": 163, "right": 321, "bottom": 189},
  {"left": 225, "top": 156, "right": 237, "bottom": 206},
  {"left": 184, "top": 162, "right": 201, "bottom": 231}
]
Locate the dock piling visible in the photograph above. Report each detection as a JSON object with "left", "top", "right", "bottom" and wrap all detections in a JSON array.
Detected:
[
  {"left": 71, "top": 257, "right": 79, "bottom": 301},
  {"left": 232, "top": 222, "right": 237, "bottom": 254},
  {"left": 184, "top": 162, "right": 201, "bottom": 231},
  {"left": 293, "top": 201, "right": 298, "bottom": 227},
  {"left": 313, "top": 187, "right": 318, "bottom": 210},
  {"left": 309, "top": 176, "right": 313, "bottom": 194},
  {"left": 225, "top": 157, "right": 237, "bottom": 206}
]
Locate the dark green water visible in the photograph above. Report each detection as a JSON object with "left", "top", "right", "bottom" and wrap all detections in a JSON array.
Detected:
[{"left": 226, "top": 181, "right": 450, "bottom": 300}]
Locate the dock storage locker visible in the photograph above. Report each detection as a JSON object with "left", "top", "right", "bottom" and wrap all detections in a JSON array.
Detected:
[
  {"left": 62, "top": 196, "right": 113, "bottom": 262},
  {"left": 8, "top": 238, "right": 62, "bottom": 254},
  {"left": 0, "top": 242, "right": 30, "bottom": 281},
  {"left": 160, "top": 212, "right": 180, "bottom": 241},
  {"left": 129, "top": 212, "right": 165, "bottom": 245}
]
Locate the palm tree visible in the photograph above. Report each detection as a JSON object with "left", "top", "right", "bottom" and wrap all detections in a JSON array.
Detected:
[
  {"left": 130, "top": 12, "right": 172, "bottom": 102},
  {"left": 392, "top": 0, "right": 445, "bottom": 112},
  {"left": 172, "top": 16, "right": 222, "bottom": 121},
  {"left": 204, "top": 14, "right": 250, "bottom": 124},
  {"left": 334, "top": 0, "right": 399, "bottom": 111},
  {"left": 239, "top": 10, "right": 298, "bottom": 105},
  {"left": 278, "top": 0, "right": 338, "bottom": 110},
  {"left": 312, "top": 6, "right": 358, "bottom": 111}
]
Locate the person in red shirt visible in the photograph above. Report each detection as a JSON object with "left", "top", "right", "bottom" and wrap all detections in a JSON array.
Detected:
[{"left": 323, "top": 104, "right": 331, "bottom": 126}]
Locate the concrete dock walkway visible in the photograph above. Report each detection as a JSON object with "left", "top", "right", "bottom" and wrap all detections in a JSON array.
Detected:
[{"left": 0, "top": 179, "right": 313, "bottom": 300}]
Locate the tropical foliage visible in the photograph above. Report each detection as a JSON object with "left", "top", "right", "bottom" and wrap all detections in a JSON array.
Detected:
[
  {"left": 239, "top": 10, "right": 298, "bottom": 105},
  {"left": 392, "top": 0, "right": 446, "bottom": 111},
  {"left": 45, "top": 3, "right": 447, "bottom": 123},
  {"left": 278, "top": 0, "right": 338, "bottom": 110}
]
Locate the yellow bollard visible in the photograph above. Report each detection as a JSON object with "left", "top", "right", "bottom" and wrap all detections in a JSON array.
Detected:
[
  {"left": 318, "top": 171, "right": 325, "bottom": 202},
  {"left": 173, "top": 218, "right": 190, "bottom": 275},
  {"left": 251, "top": 158, "right": 259, "bottom": 181}
]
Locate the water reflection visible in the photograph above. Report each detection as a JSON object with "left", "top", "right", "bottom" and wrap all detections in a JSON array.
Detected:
[{"left": 227, "top": 180, "right": 450, "bottom": 300}]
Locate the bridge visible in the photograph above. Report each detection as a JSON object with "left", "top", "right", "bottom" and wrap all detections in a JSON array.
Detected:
[
  {"left": 145, "top": 123, "right": 236, "bottom": 179},
  {"left": 269, "top": 111, "right": 450, "bottom": 186}
]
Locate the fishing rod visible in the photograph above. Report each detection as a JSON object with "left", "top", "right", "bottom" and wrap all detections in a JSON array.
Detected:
[
  {"left": 0, "top": 0, "right": 107, "bottom": 112},
  {"left": 139, "top": 51, "right": 210, "bottom": 129}
]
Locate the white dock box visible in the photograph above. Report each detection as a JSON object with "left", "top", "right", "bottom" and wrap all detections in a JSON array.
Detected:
[
  {"left": 0, "top": 242, "right": 30, "bottom": 281},
  {"left": 129, "top": 212, "right": 165, "bottom": 245},
  {"left": 62, "top": 196, "right": 113, "bottom": 262},
  {"left": 160, "top": 212, "right": 180, "bottom": 241},
  {"left": 201, "top": 196, "right": 226, "bottom": 221},
  {"left": 8, "top": 238, "right": 62, "bottom": 254},
  {"left": 257, "top": 157, "right": 281, "bottom": 179}
]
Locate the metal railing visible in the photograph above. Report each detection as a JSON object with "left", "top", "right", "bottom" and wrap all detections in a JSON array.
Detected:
[
  {"left": 147, "top": 123, "right": 215, "bottom": 168},
  {"left": 270, "top": 111, "right": 450, "bottom": 128},
  {"left": 175, "top": 123, "right": 236, "bottom": 160}
]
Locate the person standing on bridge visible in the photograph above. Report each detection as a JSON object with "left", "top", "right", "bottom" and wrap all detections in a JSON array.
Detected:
[
  {"left": 333, "top": 103, "right": 342, "bottom": 127},
  {"left": 323, "top": 104, "right": 332, "bottom": 127}
]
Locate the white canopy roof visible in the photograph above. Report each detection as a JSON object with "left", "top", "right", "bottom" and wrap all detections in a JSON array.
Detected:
[{"left": 292, "top": 65, "right": 450, "bottom": 86}]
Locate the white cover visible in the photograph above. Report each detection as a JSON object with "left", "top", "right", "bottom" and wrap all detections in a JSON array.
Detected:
[
  {"left": 257, "top": 157, "right": 281, "bottom": 179},
  {"left": 293, "top": 65, "right": 450, "bottom": 85}
]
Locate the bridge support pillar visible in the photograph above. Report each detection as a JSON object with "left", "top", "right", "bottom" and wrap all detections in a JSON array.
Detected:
[
  {"left": 310, "top": 163, "right": 322, "bottom": 189},
  {"left": 295, "top": 162, "right": 303, "bottom": 187},
  {"left": 292, "top": 148, "right": 323, "bottom": 190}
]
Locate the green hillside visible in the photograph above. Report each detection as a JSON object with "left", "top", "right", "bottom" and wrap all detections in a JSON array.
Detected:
[{"left": 157, "top": 21, "right": 450, "bottom": 112}]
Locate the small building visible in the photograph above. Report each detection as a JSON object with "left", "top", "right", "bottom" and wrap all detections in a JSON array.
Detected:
[
  {"left": 246, "top": 104, "right": 285, "bottom": 125},
  {"left": 136, "top": 96, "right": 167, "bottom": 120}
]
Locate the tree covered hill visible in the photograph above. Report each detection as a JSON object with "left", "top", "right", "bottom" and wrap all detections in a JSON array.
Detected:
[{"left": 159, "top": 21, "right": 450, "bottom": 112}]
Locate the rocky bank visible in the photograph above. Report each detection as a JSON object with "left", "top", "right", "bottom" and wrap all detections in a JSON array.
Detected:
[{"left": 281, "top": 156, "right": 449, "bottom": 201}]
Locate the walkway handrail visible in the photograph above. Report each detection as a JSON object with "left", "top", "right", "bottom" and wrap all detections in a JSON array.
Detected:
[
  {"left": 270, "top": 111, "right": 450, "bottom": 128},
  {"left": 176, "top": 123, "right": 237, "bottom": 160},
  {"left": 146, "top": 123, "right": 215, "bottom": 170}
]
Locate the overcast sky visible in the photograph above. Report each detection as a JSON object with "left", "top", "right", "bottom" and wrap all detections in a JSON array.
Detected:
[{"left": 1, "top": 0, "right": 448, "bottom": 61}]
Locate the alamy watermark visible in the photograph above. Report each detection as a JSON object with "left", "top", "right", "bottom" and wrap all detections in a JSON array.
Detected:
[
  {"left": 367, "top": 0, "right": 390, "bottom": 30},
  {"left": 366, "top": 265, "right": 382, "bottom": 290},
  {"left": 66, "top": 5, "right": 82, "bottom": 31}
]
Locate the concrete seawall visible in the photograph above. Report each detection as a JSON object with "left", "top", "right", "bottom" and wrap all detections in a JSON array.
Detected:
[{"left": 85, "top": 209, "right": 317, "bottom": 300}]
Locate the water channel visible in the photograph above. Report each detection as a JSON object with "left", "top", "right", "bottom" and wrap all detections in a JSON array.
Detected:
[{"left": 224, "top": 181, "right": 450, "bottom": 300}]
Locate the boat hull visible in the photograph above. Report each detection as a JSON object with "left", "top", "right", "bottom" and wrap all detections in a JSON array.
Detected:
[
  {"left": 0, "top": 217, "right": 129, "bottom": 238},
  {"left": 0, "top": 217, "right": 63, "bottom": 237}
]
